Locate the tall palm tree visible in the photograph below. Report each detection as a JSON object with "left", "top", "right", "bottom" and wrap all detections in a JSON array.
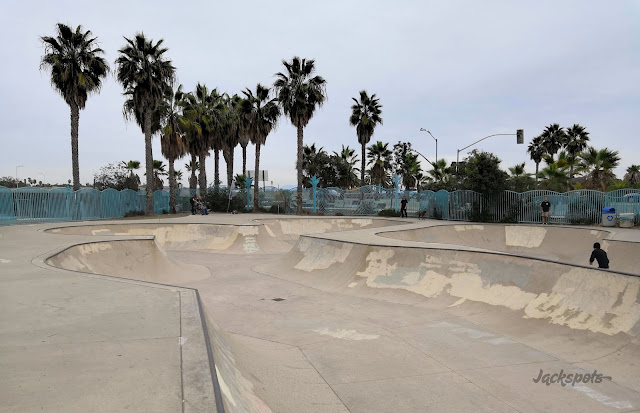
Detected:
[
  {"left": 274, "top": 56, "right": 327, "bottom": 214},
  {"left": 579, "top": 147, "right": 621, "bottom": 191},
  {"left": 564, "top": 124, "right": 590, "bottom": 180},
  {"left": 161, "top": 85, "right": 189, "bottom": 213},
  {"left": 115, "top": 33, "right": 176, "bottom": 215},
  {"left": 241, "top": 84, "right": 280, "bottom": 211},
  {"left": 624, "top": 165, "right": 640, "bottom": 186},
  {"left": 180, "top": 84, "right": 223, "bottom": 193},
  {"left": 527, "top": 136, "right": 545, "bottom": 187},
  {"left": 221, "top": 94, "right": 242, "bottom": 187},
  {"left": 367, "top": 141, "right": 392, "bottom": 186},
  {"left": 40, "top": 23, "right": 109, "bottom": 190},
  {"left": 350, "top": 90, "right": 383, "bottom": 186},
  {"left": 540, "top": 124, "right": 567, "bottom": 158}
]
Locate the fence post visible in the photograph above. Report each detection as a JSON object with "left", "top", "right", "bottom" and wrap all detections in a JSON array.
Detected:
[
  {"left": 310, "top": 175, "right": 320, "bottom": 213},
  {"left": 244, "top": 176, "right": 253, "bottom": 211},
  {"left": 393, "top": 175, "right": 401, "bottom": 212}
]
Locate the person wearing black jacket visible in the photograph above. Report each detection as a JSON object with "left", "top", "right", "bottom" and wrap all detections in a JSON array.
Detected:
[{"left": 589, "top": 242, "right": 609, "bottom": 269}]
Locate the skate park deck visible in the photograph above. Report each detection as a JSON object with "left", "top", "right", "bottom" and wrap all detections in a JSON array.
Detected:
[{"left": 2, "top": 215, "right": 640, "bottom": 412}]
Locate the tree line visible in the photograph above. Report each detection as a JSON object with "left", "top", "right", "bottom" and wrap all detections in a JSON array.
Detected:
[{"left": 39, "top": 23, "right": 637, "bottom": 216}]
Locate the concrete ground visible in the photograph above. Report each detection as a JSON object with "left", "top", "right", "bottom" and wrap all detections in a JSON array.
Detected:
[{"left": 2, "top": 215, "right": 640, "bottom": 412}]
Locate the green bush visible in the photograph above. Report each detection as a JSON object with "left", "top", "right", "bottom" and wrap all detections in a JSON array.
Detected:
[
  {"left": 378, "top": 208, "right": 401, "bottom": 217},
  {"left": 203, "top": 187, "right": 246, "bottom": 212}
]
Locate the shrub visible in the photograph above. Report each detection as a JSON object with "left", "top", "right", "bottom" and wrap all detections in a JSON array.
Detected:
[
  {"left": 124, "top": 210, "right": 145, "bottom": 217},
  {"left": 204, "top": 187, "right": 246, "bottom": 213},
  {"left": 378, "top": 209, "right": 401, "bottom": 217}
]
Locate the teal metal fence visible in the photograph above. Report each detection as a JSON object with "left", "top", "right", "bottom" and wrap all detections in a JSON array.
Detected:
[{"left": 1, "top": 184, "right": 639, "bottom": 226}]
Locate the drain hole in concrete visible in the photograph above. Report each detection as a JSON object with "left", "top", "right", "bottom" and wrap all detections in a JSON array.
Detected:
[{"left": 272, "top": 298, "right": 285, "bottom": 301}]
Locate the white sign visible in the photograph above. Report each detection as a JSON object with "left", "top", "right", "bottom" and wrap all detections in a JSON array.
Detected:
[{"left": 248, "top": 170, "right": 269, "bottom": 181}]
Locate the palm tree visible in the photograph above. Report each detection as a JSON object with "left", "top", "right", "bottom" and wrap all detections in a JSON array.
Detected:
[
  {"left": 152, "top": 160, "right": 167, "bottom": 190},
  {"left": 333, "top": 145, "right": 359, "bottom": 188},
  {"left": 184, "top": 160, "right": 199, "bottom": 189},
  {"left": 121, "top": 160, "right": 141, "bottom": 190},
  {"left": 221, "top": 94, "right": 242, "bottom": 187},
  {"left": 540, "top": 124, "right": 567, "bottom": 158},
  {"left": 624, "top": 165, "right": 640, "bottom": 186},
  {"left": 180, "top": 84, "right": 223, "bottom": 193},
  {"left": 367, "top": 141, "right": 392, "bottom": 186},
  {"left": 579, "top": 147, "right": 621, "bottom": 191},
  {"left": 302, "top": 144, "right": 329, "bottom": 186},
  {"left": 274, "top": 57, "right": 327, "bottom": 214},
  {"left": 40, "top": 24, "right": 109, "bottom": 190},
  {"left": 161, "top": 85, "right": 189, "bottom": 213},
  {"left": 427, "top": 159, "right": 448, "bottom": 183},
  {"left": 540, "top": 162, "right": 569, "bottom": 192},
  {"left": 350, "top": 90, "right": 383, "bottom": 186},
  {"left": 527, "top": 136, "right": 545, "bottom": 187},
  {"left": 241, "top": 84, "right": 280, "bottom": 211},
  {"left": 564, "top": 124, "right": 590, "bottom": 180},
  {"left": 115, "top": 33, "right": 176, "bottom": 215}
]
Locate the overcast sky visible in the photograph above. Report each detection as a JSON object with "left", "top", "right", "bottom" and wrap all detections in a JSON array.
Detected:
[{"left": 1, "top": 0, "right": 638, "bottom": 187}]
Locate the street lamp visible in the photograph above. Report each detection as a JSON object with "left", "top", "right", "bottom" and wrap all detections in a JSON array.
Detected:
[
  {"left": 456, "top": 129, "right": 524, "bottom": 172},
  {"left": 419, "top": 128, "right": 438, "bottom": 166},
  {"left": 15, "top": 165, "right": 24, "bottom": 188},
  {"left": 409, "top": 148, "right": 435, "bottom": 168}
]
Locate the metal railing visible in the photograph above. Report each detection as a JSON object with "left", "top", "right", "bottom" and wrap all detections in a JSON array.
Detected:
[{"left": 1, "top": 185, "right": 639, "bottom": 225}]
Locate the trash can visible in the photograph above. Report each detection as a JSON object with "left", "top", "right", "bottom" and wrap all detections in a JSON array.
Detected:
[
  {"left": 619, "top": 213, "right": 635, "bottom": 228},
  {"left": 602, "top": 207, "right": 616, "bottom": 227}
]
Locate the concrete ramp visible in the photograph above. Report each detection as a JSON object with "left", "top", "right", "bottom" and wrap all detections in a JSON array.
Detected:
[
  {"left": 380, "top": 224, "right": 640, "bottom": 274},
  {"left": 46, "top": 239, "right": 211, "bottom": 284},
  {"left": 258, "top": 235, "right": 640, "bottom": 337},
  {"left": 46, "top": 218, "right": 402, "bottom": 254}
]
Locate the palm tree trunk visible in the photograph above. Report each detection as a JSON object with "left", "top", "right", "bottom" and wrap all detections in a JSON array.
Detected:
[
  {"left": 168, "top": 158, "right": 176, "bottom": 214},
  {"left": 253, "top": 143, "right": 261, "bottom": 212},
  {"left": 214, "top": 150, "right": 220, "bottom": 187},
  {"left": 223, "top": 147, "right": 234, "bottom": 187},
  {"left": 144, "top": 109, "right": 154, "bottom": 215},
  {"left": 296, "top": 125, "right": 304, "bottom": 214},
  {"left": 535, "top": 162, "right": 540, "bottom": 189},
  {"left": 242, "top": 144, "right": 247, "bottom": 176},
  {"left": 198, "top": 150, "right": 207, "bottom": 194},
  {"left": 189, "top": 152, "right": 197, "bottom": 189},
  {"left": 70, "top": 103, "right": 80, "bottom": 191},
  {"left": 361, "top": 143, "right": 366, "bottom": 187}
]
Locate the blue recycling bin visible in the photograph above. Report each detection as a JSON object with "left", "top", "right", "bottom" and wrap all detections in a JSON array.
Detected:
[{"left": 602, "top": 207, "right": 616, "bottom": 227}]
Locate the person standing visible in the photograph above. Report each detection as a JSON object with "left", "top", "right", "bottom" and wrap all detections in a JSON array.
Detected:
[
  {"left": 589, "top": 242, "right": 609, "bottom": 269},
  {"left": 190, "top": 194, "right": 197, "bottom": 215},
  {"left": 400, "top": 196, "right": 408, "bottom": 218},
  {"left": 540, "top": 196, "right": 551, "bottom": 225}
]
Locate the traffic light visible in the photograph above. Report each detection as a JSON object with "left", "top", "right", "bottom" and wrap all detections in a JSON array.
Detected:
[{"left": 516, "top": 129, "right": 524, "bottom": 144}]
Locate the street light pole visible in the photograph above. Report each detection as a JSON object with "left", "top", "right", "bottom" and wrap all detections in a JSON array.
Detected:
[
  {"left": 409, "top": 148, "right": 435, "bottom": 168},
  {"left": 456, "top": 130, "right": 524, "bottom": 172},
  {"left": 419, "top": 128, "right": 438, "bottom": 166},
  {"left": 15, "top": 165, "right": 23, "bottom": 188}
]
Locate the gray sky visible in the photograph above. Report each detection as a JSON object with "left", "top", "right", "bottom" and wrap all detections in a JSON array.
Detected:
[{"left": 1, "top": 0, "right": 638, "bottom": 187}]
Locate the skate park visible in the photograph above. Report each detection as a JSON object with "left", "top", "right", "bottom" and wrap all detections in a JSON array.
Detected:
[{"left": 3, "top": 215, "right": 640, "bottom": 412}]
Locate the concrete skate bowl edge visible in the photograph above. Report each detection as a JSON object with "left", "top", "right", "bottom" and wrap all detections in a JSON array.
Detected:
[{"left": 377, "top": 223, "right": 640, "bottom": 274}]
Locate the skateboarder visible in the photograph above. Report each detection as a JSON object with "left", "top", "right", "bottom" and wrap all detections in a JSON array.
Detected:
[
  {"left": 541, "top": 196, "right": 551, "bottom": 225},
  {"left": 589, "top": 242, "right": 609, "bottom": 269},
  {"left": 400, "top": 196, "right": 408, "bottom": 218}
]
